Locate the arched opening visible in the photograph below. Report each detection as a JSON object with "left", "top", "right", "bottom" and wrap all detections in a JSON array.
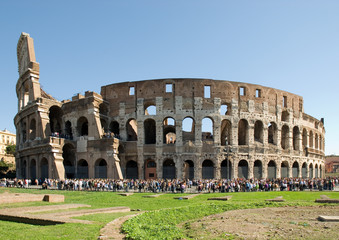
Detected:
[
  {"left": 220, "top": 103, "right": 231, "bottom": 115},
  {"left": 315, "top": 133, "right": 319, "bottom": 149},
  {"left": 65, "top": 121, "right": 73, "bottom": 140},
  {"left": 202, "top": 117, "right": 214, "bottom": 141},
  {"left": 144, "top": 119, "right": 156, "bottom": 144},
  {"left": 95, "top": 159, "right": 107, "bottom": 178},
  {"left": 49, "top": 106, "right": 63, "bottom": 135},
  {"left": 182, "top": 117, "right": 195, "bottom": 142},
  {"left": 254, "top": 121, "right": 264, "bottom": 143},
  {"left": 22, "top": 160, "right": 27, "bottom": 179},
  {"left": 302, "top": 129, "right": 307, "bottom": 154},
  {"left": 184, "top": 160, "right": 194, "bottom": 180},
  {"left": 292, "top": 161, "right": 299, "bottom": 178},
  {"left": 21, "top": 121, "right": 27, "bottom": 143},
  {"left": 163, "top": 159, "right": 176, "bottom": 179},
  {"left": 309, "top": 163, "right": 314, "bottom": 179},
  {"left": 163, "top": 117, "right": 176, "bottom": 144},
  {"left": 30, "top": 159, "right": 36, "bottom": 180},
  {"left": 62, "top": 144, "right": 76, "bottom": 178},
  {"left": 319, "top": 135, "right": 323, "bottom": 151},
  {"left": 100, "top": 118, "right": 108, "bottom": 133},
  {"left": 281, "top": 161, "right": 289, "bottom": 178},
  {"left": 220, "top": 119, "right": 231, "bottom": 146},
  {"left": 238, "top": 119, "right": 248, "bottom": 145},
  {"left": 254, "top": 160, "right": 262, "bottom": 179},
  {"left": 77, "top": 159, "right": 88, "bottom": 179},
  {"left": 109, "top": 121, "right": 120, "bottom": 136},
  {"left": 267, "top": 161, "right": 276, "bottom": 179},
  {"left": 145, "top": 105, "right": 156, "bottom": 115},
  {"left": 281, "top": 125, "right": 289, "bottom": 150},
  {"left": 315, "top": 164, "right": 319, "bottom": 178},
  {"left": 77, "top": 117, "right": 88, "bottom": 136},
  {"left": 145, "top": 159, "right": 157, "bottom": 179},
  {"left": 221, "top": 159, "right": 232, "bottom": 179},
  {"left": 29, "top": 119, "right": 36, "bottom": 140},
  {"left": 309, "top": 131, "right": 314, "bottom": 148},
  {"left": 126, "top": 160, "right": 138, "bottom": 179},
  {"left": 302, "top": 162, "right": 307, "bottom": 178},
  {"left": 238, "top": 160, "right": 248, "bottom": 179},
  {"left": 319, "top": 165, "right": 322, "bottom": 178},
  {"left": 281, "top": 110, "right": 289, "bottom": 122},
  {"left": 202, "top": 160, "right": 214, "bottom": 179},
  {"left": 40, "top": 158, "right": 49, "bottom": 179},
  {"left": 99, "top": 103, "right": 108, "bottom": 116},
  {"left": 126, "top": 119, "right": 138, "bottom": 141},
  {"left": 268, "top": 122, "right": 277, "bottom": 145},
  {"left": 293, "top": 126, "right": 300, "bottom": 151}
]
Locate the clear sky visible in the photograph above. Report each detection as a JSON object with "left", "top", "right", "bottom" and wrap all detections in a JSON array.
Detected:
[{"left": 1, "top": 1, "right": 338, "bottom": 155}]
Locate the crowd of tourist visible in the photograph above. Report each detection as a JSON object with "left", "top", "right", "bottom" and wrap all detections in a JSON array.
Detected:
[{"left": 1, "top": 177, "right": 338, "bottom": 193}]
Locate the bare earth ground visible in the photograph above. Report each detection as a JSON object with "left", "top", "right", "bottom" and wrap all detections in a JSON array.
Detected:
[{"left": 182, "top": 206, "right": 339, "bottom": 240}]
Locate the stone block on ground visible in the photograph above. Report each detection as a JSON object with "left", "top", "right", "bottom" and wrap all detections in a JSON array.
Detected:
[
  {"left": 117, "top": 193, "right": 134, "bottom": 196},
  {"left": 43, "top": 194, "right": 65, "bottom": 202},
  {"left": 143, "top": 194, "right": 162, "bottom": 198},
  {"left": 318, "top": 215, "right": 339, "bottom": 222},
  {"left": 174, "top": 194, "right": 200, "bottom": 200},
  {"left": 207, "top": 196, "right": 232, "bottom": 201},
  {"left": 265, "top": 196, "right": 285, "bottom": 202}
]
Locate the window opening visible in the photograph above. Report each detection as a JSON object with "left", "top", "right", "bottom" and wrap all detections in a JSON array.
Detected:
[
  {"left": 129, "top": 87, "right": 135, "bottom": 96},
  {"left": 256, "top": 89, "right": 261, "bottom": 98},
  {"left": 166, "top": 83, "right": 173, "bottom": 93},
  {"left": 239, "top": 87, "right": 245, "bottom": 96},
  {"left": 204, "top": 85, "right": 211, "bottom": 98}
]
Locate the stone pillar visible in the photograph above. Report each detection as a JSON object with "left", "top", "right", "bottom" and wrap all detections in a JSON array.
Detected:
[
  {"left": 276, "top": 160, "right": 281, "bottom": 179},
  {"left": 262, "top": 159, "right": 268, "bottom": 179},
  {"left": 288, "top": 161, "right": 293, "bottom": 178},
  {"left": 248, "top": 160, "right": 254, "bottom": 179}
]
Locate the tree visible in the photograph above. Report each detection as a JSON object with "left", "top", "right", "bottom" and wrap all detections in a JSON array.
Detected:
[{"left": 5, "top": 144, "right": 16, "bottom": 155}]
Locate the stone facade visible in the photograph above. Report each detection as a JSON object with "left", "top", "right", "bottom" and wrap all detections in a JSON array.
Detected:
[
  {"left": 14, "top": 33, "right": 325, "bottom": 180},
  {"left": 0, "top": 129, "right": 16, "bottom": 164}
]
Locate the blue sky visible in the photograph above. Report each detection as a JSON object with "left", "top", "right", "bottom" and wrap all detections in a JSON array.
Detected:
[{"left": 1, "top": 1, "right": 338, "bottom": 155}]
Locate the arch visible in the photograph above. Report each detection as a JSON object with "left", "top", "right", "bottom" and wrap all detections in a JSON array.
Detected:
[
  {"left": 126, "top": 160, "right": 138, "bottom": 179},
  {"left": 183, "top": 160, "right": 194, "bottom": 180},
  {"left": 65, "top": 121, "right": 73, "bottom": 140},
  {"left": 220, "top": 103, "right": 231, "bottom": 115},
  {"left": 302, "top": 129, "right": 307, "bottom": 149},
  {"left": 182, "top": 117, "right": 195, "bottom": 142},
  {"left": 319, "top": 165, "right": 322, "bottom": 178},
  {"left": 22, "top": 159, "right": 27, "bottom": 179},
  {"left": 309, "top": 131, "right": 314, "bottom": 148},
  {"left": 202, "top": 117, "right": 214, "bottom": 141},
  {"left": 293, "top": 126, "right": 300, "bottom": 151},
  {"left": 145, "top": 159, "right": 157, "bottom": 179},
  {"left": 40, "top": 158, "right": 49, "bottom": 179},
  {"left": 309, "top": 163, "right": 314, "bottom": 179},
  {"left": 126, "top": 119, "right": 138, "bottom": 141},
  {"left": 49, "top": 106, "right": 63, "bottom": 135},
  {"left": 77, "top": 159, "right": 88, "bottom": 179},
  {"left": 281, "top": 125, "right": 289, "bottom": 150},
  {"left": 62, "top": 144, "right": 76, "bottom": 178},
  {"left": 281, "top": 161, "right": 289, "bottom": 178},
  {"left": 292, "top": 161, "right": 299, "bottom": 178},
  {"left": 238, "top": 119, "right": 248, "bottom": 145},
  {"left": 221, "top": 159, "right": 232, "bottom": 179},
  {"left": 202, "top": 160, "right": 214, "bottom": 179},
  {"left": 302, "top": 162, "right": 307, "bottom": 178},
  {"left": 315, "top": 164, "right": 319, "bottom": 178},
  {"left": 144, "top": 119, "right": 156, "bottom": 144},
  {"left": 163, "top": 117, "right": 176, "bottom": 144},
  {"left": 268, "top": 122, "right": 277, "bottom": 145},
  {"left": 21, "top": 121, "right": 27, "bottom": 143},
  {"left": 254, "top": 120, "right": 264, "bottom": 143},
  {"left": 109, "top": 121, "right": 120, "bottom": 135},
  {"left": 267, "top": 160, "right": 276, "bottom": 179},
  {"left": 163, "top": 159, "right": 176, "bottom": 179},
  {"left": 253, "top": 160, "right": 262, "bottom": 179},
  {"left": 315, "top": 133, "right": 319, "bottom": 149},
  {"left": 99, "top": 103, "right": 108, "bottom": 116},
  {"left": 29, "top": 119, "right": 36, "bottom": 140},
  {"left": 145, "top": 104, "right": 156, "bottom": 115},
  {"left": 281, "top": 110, "right": 289, "bottom": 122},
  {"left": 100, "top": 118, "right": 108, "bottom": 132},
  {"left": 220, "top": 119, "right": 231, "bottom": 146},
  {"left": 319, "top": 135, "right": 323, "bottom": 151},
  {"left": 238, "top": 160, "right": 248, "bottom": 179},
  {"left": 30, "top": 159, "right": 36, "bottom": 180},
  {"left": 77, "top": 117, "right": 88, "bottom": 136},
  {"left": 95, "top": 159, "right": 107, "bottom": 178}
]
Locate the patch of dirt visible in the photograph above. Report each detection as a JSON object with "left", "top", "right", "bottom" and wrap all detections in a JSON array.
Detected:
[{"left": 182, "top": 206, "right": 339, "bottom": 240}]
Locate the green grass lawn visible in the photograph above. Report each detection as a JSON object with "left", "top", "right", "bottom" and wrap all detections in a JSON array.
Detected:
[{"left": 0, "top": 188, "right": 338, "bottom": 240}]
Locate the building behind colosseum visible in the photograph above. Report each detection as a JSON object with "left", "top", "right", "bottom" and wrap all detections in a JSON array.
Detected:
[{"left": 14, "top": 33, "right": 325, "bottom": 180}]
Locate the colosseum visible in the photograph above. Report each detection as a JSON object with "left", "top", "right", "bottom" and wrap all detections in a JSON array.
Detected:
[{"left": 14, "top": 33, "right": 325, "bottom": 180}]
